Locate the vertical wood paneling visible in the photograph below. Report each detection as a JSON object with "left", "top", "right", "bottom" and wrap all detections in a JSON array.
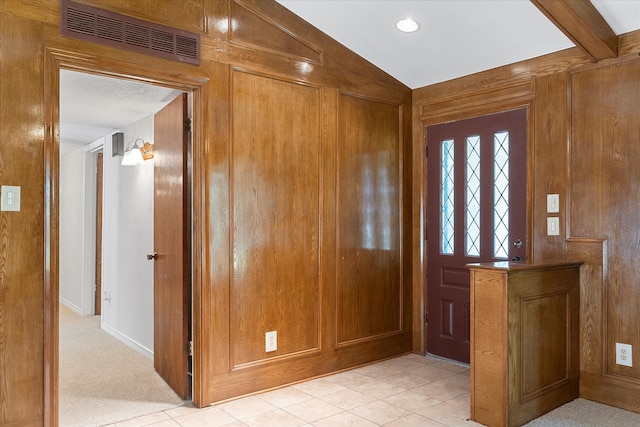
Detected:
[
  {"left": 532, "top": 72, "right": 569, "bottom": 260},
  {"left": 230, "top": 70, "right": 321, "bottom": 366},
  {"left": 414, "top": 30, "right": 640, "bottom": 417},
  {"left": 470, "top": 269, "right": 507, "bottom": 426},
  {"left": 0, "top": 11, "right": 46, "bottom": 426},
  {"left": 571, "top": 60, "right": 640, "bottom": 383},
  {"left": 336, "top": 93, "right": 402, "bottom": 344},
  {"left": 3, "top": 0, "right": 409, "bottom": 418},
  {"left": 7, "top": 0, "right": 640, "bottom": 420},
  {"left": 567, "top": 238, "right": 605, "bottom": 374},
  {"left": 203, "top": 61, "right": 231, "bottom": 386},
  {"left": 569, "top": 59, "right": 640, "bottom": 411}
]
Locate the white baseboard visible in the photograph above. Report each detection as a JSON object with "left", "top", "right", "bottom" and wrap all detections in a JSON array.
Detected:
[
  {"left": 101, "top": 322, "right": 154, "bottom": 360},
  {"left": 59, "top": 298, "right": 82, "bottom": 315}
]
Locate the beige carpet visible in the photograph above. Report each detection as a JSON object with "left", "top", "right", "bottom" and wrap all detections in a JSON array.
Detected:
[
  {"left": 525, "top": 398, "right": 640, "bottom": 426},
  {"left": 59, "top": 304, "right": 186, "bottom": 427}
]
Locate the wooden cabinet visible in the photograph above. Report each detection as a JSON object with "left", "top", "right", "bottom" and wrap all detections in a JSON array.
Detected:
[{"left": 468, "top": 261, "right": 581, "bottom": 427}]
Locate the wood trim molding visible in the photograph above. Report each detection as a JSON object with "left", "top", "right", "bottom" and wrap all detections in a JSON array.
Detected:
[
  {"left": 418, "top": 81, "right": 535, "bottom": 125},
  {"left": 334, "top": 91, "right": 406, "bottom": 347},
  {"left": 531, "top": 0, "right": 617, "bottom": 62},
  {"left": 565, "top": 237, "right": 640, "bottom": 412},
  {"left": 43, "top": 46, "right": 61, "bottom": 427},
  {"left": 412, "top": 84, "right": 535, "bottom": 355},
  {"left": 230, "top": 0, "right": 323, "bottom": 65},
  {"left": 42, "top": 47, "right": 209, "bottom": 416}
]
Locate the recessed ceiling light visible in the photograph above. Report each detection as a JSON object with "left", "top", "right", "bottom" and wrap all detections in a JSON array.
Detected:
[{"left": 396, "top": 18, "right": 420, "bottom": 33}]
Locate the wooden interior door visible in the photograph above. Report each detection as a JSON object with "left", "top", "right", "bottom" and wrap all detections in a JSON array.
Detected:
[
  {"left": 426, "top": 108, "right": 527, "bottom": 363},
  {"left": 153, "top": 92, "right": 191, "bottom": 399}
]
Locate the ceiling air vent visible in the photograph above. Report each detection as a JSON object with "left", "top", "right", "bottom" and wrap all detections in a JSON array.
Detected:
[{"left": 61, "top": 0, "right": 200, "bottom": 65}]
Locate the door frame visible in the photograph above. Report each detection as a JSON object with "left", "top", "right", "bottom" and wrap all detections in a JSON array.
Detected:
[
  {"left": 95, "top": 151, "right": 103, "bottom": 316},
  {"left": 412, "top": 84, "right": 535, "bottom": 355},
  {"left": 43, "top": 48, "right": 208, "bottom": 425}
]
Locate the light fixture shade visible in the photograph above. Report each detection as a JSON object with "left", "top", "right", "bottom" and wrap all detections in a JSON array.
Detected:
[
  {"left": 121, "top": 138, "right": 150, "bottom": 165},
  {"left": 129, "top": 147, "right": 144, "bottom": 164},
  {"left": 121, "top": 150, "right": 135, "bottom": 166}
]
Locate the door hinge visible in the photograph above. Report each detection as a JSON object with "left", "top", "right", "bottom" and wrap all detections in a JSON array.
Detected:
[
  {"left": 184, "top": 118, "right": 192, "bottom": 133},
  {"left": 185, "top": 341, "right": 193, "bottom": 357},
  {"left": 425, "top": 310, "right": 428, "bottom": 324}
]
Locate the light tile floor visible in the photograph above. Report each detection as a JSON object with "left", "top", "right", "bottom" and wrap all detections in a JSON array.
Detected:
[{"left": 105, "top": 354, "right": 484, "bottom": 427}]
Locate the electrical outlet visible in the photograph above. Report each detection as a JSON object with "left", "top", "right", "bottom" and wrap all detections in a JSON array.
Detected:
[
  {"left": 616, "top": 343, "right": 632, "bottom": 367},
  {"left": 265, "top": 331, "right": 277, "bottom": 352}
]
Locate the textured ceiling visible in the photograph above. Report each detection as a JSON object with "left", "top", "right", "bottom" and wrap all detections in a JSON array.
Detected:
[{"left": 60, "top": 70, "right": 181, "bottom": 147}]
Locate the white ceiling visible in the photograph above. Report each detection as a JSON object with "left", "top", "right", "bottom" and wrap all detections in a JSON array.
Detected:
[
  {"left": 60, "top": 1, "right": 640, "bottom": 146},
  {"left": 60, "top": 70, "right": 181, "bottom": 147},
  {"left": 276, "top": 0, "right": 640, "bottom": 89}
]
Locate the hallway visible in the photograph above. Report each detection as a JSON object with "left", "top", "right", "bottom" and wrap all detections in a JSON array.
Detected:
[{"left": 59, "top": 304, "right": 184, "bottom": 426}]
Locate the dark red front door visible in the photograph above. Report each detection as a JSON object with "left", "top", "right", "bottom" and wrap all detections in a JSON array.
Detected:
[{"left": 426, "top": 108, "right": 527, "bottom": 363}]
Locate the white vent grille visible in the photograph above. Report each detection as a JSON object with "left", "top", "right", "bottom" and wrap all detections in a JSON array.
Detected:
[{"left": 61, "top": 0, "right": 200, "bottom": 65}]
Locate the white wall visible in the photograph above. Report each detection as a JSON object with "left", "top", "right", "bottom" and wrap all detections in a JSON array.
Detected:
[
  {"left": 102, "top": 116, "right": 155, "bottom": 358},
  {"left": 59, "top": 144, "right": 90, "bottom": 313},
  {"left": 60, "top": 114, "right": 155, "bottom": 359}
]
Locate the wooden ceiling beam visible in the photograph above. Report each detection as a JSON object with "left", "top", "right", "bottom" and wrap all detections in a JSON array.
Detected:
[{"left": 531, "top": 0, "right": 618, "bottom": 61}]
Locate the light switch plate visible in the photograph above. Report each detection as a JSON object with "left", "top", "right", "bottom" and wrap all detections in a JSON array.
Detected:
[
  {"left": 547, "top": 194, "right": 559, "bottom": 213},
  {"left": 1, "top": 185, "right": 21, "bottom": 212},
  {"left": 547, "top": 217, "right": 560, "bottom": 236}
]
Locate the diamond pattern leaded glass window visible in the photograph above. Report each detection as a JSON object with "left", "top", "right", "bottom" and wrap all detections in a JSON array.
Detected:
[
  {"left": 466, "top": 136, "right": 480, "bottom": 257},
  {"left": 493, "top": 131, "right": 509, "bottom": 259},
  {"left": 441, "top": 139, "right": 454, "bottom": 254}
]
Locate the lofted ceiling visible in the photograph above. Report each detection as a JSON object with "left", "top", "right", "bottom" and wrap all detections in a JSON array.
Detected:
[
  {"left": 60, "top": 0, "right": 640, "bottom": 146},
  {"left": 275, "top": 0, "right": 640, "bottom": 89}
]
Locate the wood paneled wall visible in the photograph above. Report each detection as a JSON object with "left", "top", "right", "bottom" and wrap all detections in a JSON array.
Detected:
[
  {"left": 413, "top": 30, "right": 640, "bottom": 414},
  {"left": 337, "top": 93, "right": 403, "bottom": 344},
  {"left": 570, "top": 59, "right": 640, "bottom": 411},
  {"left": 230, "top": 70, "right": 321, "bottom": 366},
  {"left": 0, "top": 0, "right": 412, "bottom": 424}
]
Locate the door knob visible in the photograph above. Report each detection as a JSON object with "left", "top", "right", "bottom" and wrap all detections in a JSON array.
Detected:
[
  {"left": 513, "top": 239, "right": 523, "bottom": 248},
  {"left": 146, "top": 252, "right": 158, "bottom": 260}
]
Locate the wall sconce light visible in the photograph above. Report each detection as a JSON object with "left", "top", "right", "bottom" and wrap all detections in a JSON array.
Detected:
[
  {"left": 122, "top": 138, "right": 153, "bottom": 166},
  {"left": 141, "top": 141, "right": 154, "bottom": 161}
]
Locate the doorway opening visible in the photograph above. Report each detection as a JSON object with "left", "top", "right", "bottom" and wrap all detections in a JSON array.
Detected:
[{"left": 58, "top": 69, "right": 193, "bottom": 425}]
